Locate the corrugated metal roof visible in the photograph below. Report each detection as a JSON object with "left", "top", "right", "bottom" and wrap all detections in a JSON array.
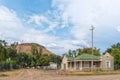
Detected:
[
  {"left": 67, "top": 53, "right": 100, "bottom": 61},
  {"left": 75, "top": 54, "right": 100, "bottom": 60}
]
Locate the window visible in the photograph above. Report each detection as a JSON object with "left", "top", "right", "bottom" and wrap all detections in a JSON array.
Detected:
[{"left": 106, "top": 61, "right": 110, "bottom": 68}]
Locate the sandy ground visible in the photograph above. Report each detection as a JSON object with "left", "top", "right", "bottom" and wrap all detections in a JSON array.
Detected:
[{"left": 0, "top": 69, "right": 120, "bottom": 80}]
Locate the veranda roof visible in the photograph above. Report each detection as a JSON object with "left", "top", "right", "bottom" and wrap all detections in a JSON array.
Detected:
[{"left": 67, "top": 53, "right": 100, "bottom": 61}]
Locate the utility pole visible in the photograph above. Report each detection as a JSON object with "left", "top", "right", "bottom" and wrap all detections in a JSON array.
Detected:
[{"left": 90, "top": 25, "right": 95, "bottom": 71}]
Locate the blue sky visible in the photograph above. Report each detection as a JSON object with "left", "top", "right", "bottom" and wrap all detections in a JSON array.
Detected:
[{"left": 0, "top": 0, "right": 120, "bottom": 55}]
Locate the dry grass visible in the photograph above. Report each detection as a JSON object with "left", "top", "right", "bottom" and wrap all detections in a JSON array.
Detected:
[
  {"left": 0, "top": 69, "right": 120, "bottom": 80},
  {"left": 64, "top": 70, "right": 120, "bottom": 76}
]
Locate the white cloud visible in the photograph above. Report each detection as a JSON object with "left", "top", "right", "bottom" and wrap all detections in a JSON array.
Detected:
[
  {"left": 2, "top": 0, "right": 120, "bottom": 54},
  {"left": 72, "top": 40, "right": 90, "bottom": 48},
  {"left": 0, "top": 5, "right": 26, "bottom": 42},
  {"left": 0, "top": 5, "right": 85, "bottom": 54},
  {"left": 0, "top": 6, "right": 58, "bottom": 45},
  {"left": 51, "top": 0, "right": 120, "bottom": 52},
  {"left": 116, "top": 26, "right": 120, "bottom": 32},
  {"left": 46, "top": 43, "right": 64, "bottom": 49},
  {"left": 28, "top": 14, "right": 59, "bottom": 32},
  {"left": 28, "top": 15, "right": 43, "bottom": 26},
  {"left": 52, "top": 0, "right": 120, "bottom": 36}
]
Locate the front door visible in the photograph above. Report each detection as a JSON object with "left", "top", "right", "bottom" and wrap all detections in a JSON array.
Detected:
[
  {"left": 84, "top": 61, "right": 90, "bottom": 68},
  {"left": 63, "top": 64, "right": 66, "bottom": 70},
  {"left": 76, "top": 62, "right": 80, "bottom": 70}
]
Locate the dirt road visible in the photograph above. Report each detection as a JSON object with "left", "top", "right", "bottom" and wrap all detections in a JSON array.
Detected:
[{"left": 0, "top": 69, "right": 120, "bottom": 80}]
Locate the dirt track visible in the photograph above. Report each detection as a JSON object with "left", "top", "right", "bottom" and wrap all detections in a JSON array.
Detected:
[{"left": 0, "top": 69, "right": 120, "bottom": 80}]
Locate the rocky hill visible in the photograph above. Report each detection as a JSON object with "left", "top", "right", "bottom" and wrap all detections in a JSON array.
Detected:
[{"left": 7, "top": 43, "right": 54, "bottom": 55}]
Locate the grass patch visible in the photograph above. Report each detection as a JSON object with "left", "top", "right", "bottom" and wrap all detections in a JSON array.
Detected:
[{"left": 64, "top": 70, "right": 120, "bottom": 76}]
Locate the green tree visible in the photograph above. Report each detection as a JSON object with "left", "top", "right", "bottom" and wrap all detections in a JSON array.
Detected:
[
  {"left": 79, "top": 48, "right": 100, "bottom": 56},
  {"left": 67, "top": 48, "right": 100, "bottom": 57},
  {"left": 0, "top": 46, "right": 7, "bottom": 62},
  {"left": 111, "top": 48, "right": 120, "bottom": 65},
  {"left": 6, "top": 58, "right": 17, "bottom": 70},
  {"left": 6, "top": 48, "right": 17, "bottom": 59},
  {"left": 77, "top": 49, "right": 82, "bottom": 56},
  {"left": 112, "top": 42, "right": 120, "bottom": 48},
  {"left": 31, "top": 45, "right": 38, "bottom": 55},
  {"left": 49, "top": 54, "right": 62, "bottom": 68},
  {"left": 68, "top": 49, "right": 72, "bottom": 57},
  {"left": 72, "top": 50, "right": 77, "bottom": 57},
  {"left": 0, "top": 40, "right": 7, "bottom": 47},
  {"left": 16, "top": 53, "right": 29, "bottom": 68},
  {"left": 10, "top": 42, "right": 18, "bottom": 48},
  {"left": 39, "top": 55, "right": 50, "bottom": 66}
]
